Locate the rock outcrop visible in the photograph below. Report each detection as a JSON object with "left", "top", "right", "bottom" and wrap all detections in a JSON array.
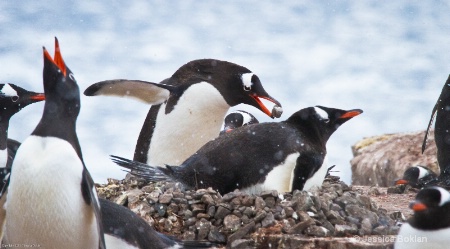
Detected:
[{"left": 351, "top": 130, "right": 439, "bottom": 187}]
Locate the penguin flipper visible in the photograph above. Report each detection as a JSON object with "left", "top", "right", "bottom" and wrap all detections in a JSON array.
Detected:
[
  {"left": 84, "top": 79, "right": 171, "bottom": 104},
  {"left": 422, "top": 103, "right": 437, "bottom": 154},
  {"left": 81, "top": 167, "right": 106, "bottom": 249},
  {"left": 0, "top": 139, "right": 21, "bottom": 198},
  {"left": 110, "top": 155, "right": 170, "bottom": 182}
]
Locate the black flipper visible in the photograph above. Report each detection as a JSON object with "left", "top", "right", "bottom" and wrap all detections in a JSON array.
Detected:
[{"left": 81, "top": 167, "right": 106, "bottom": 249}]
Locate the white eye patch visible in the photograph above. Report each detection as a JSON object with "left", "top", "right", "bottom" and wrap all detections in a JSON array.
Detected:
[
  {"left": 314, "top": 107, "right": 329, "bottom": 120},
  {"left": 241, "top": 73, "right": 254, "bottom": 90},
  {"left": 417, "top": 166, "right": 430, "bottom": 179},
  {"left": 436, "top": 187, "right": 450, "bottom": 206},
  {"left": 1, "top": 84, "right": 18, "bottom": 97},
  {"left": 234, "top": 110, "right": 252, "bottom": 125}
]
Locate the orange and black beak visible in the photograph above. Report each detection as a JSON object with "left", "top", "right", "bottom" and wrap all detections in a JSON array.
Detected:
[
  {"left": 250, "top": 94, "right": 282, "bottom": 118},
  {"left": 409, "top": 201, "right": 428, "bottom": 212},
  {"left": 43, "top": 37, "right": 66, "bottom": 77},
  {"left": 339, "top": 109, "right": 363, "bottom": 119}
]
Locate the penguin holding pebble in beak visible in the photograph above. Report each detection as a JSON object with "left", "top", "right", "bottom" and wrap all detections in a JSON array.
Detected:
[
  {"left": 84, "top": 59, "right": 282, "bottom": 167},
  {"left": 112, "top": 105, "right": 362, "bottom": 195},
  {"left": 4, "top": 38, "right": 106, "bottom": 249}
]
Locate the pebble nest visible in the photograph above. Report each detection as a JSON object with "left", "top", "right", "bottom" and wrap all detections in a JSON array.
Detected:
[{"left": 96, "top": 174, "right": 404, "bottom": 248}]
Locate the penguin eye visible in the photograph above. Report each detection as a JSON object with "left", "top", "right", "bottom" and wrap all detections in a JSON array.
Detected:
[
  {"left": 243, "top": 85, "right": 251, "bottom": 91},
  {"left": 69, "top": 73, "right": 77, "bottom": 82},
  {"left": 11, "top": 96, "right": 19, "bottom": 102},
  {"left": 323, "top": 119, "right": 330, "bottom": 123}
]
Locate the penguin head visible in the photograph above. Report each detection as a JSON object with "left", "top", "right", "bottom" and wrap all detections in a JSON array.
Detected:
[
  {"left": 408, "top": 186, "right": 450, "bottom": 230},
  {"left": 42, "top": 37, "right": 80, "bottom": 119},
  {"left": 175, "top": 59, "right": 282, "bottom": 118},
  {"left": 287, "top": 106, "right": 363, "bottom": 141},
  {"left": 221, "top": 110, "right": 259, "bottom": 134},
  {"left": 0, "top": 83, "right": 45, "bottom": 120},
  {"left": 395, "top": 165, "right": 436, "bottom": 188}
]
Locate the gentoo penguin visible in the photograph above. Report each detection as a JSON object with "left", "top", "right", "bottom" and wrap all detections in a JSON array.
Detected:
[
  {"left": 395, "top": 186, "right": 450, "bottom": 249},
  {"left": 100, "top": 198, "right": 214, "bottom": 249},
  {"left": 84, "top": 59, "right": 282, "bottom": 166},
  {"left": 0, "top": 84, "right": 44, "bottom": 240},
  {"left": 111, "top": 105, "right": 362, "bottom": 195},
  {"left": 395, "top": 165, "right": 438, "bottom": 189},
  {"left": 220, "top": 110, "right": 259, "bottom": 134},
  {"left": 0, "top": 83, "right": 45, "bottom": 192},
  {"left": 4, "top": 38, "right": 106, "bottom": 249},
  {"left": 422, "top": 75, "right": 450, "bottom": 186}
]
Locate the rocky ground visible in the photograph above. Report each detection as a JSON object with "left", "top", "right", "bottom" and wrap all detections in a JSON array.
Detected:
[{"left": 96, "top": 174, "right": 418, "bottom": 249}]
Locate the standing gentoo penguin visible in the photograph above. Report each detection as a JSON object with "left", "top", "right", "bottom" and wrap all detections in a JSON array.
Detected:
[
  {"left": 111, "top": 105, "right": 362, "bottom": 195},
  {"left": 4, "top": 38, "right": 106, "bottom": 249},
  {"left": 422, "top": 75, "right": 450, "bottom": 187},
  {"left": 0, "top": 83, "right": 45, "bottom": 192},
  {"left": 395, "top": 165, "right": 438, "bottom": 189},
  {"left": 395, "top": 186, "right": 450, "bottom": 249},
  {"left": 84, "top": 59, "right": 282, "bottom": 166},
  {"left": 220, "top": 110, "right": 259, "bottom": 134},
  {"left": 0, "top": 84, "right": 44, "bottom": 240}
]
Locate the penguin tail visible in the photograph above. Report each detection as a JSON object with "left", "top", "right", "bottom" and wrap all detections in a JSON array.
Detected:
[{"left": 110, "top": 155, "right": 169, "bottom": 182}]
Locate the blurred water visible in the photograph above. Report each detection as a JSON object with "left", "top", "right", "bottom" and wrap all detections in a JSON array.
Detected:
[{"left": 1, "top": 1, "right": 450, "bottom": 184}]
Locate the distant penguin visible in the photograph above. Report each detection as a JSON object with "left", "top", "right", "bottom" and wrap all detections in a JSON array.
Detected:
[
  {"left": 111, "top": 105, "right": 362, "bottom": 195},
  {"left": 395, "top": 165, "right": 438, "bottom": 189},
  {"left": 0, "top": 84, "right": 44, "bottom": 240},
  {"left": 220, "top": 110, "right": 259, "bottom": 134},
  {"left": 84, "top": 59, "right": 282, "bottom": 167},
  {"left": 422, "top": 75, "right": 450, "bottom": 186},
  {"left": 100, "top": 198, "right": 214, "bottom": 249},
  {"left": 395, "top": 186, "right": 450, "bottom": 249},
  {"left": 4, "top": 38, "right": 106, "bottom": 248}
]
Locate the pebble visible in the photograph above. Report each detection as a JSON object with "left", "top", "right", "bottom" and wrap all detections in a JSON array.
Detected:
[{"left": 100, "top": 176, "right": 404, "bottom": 246}]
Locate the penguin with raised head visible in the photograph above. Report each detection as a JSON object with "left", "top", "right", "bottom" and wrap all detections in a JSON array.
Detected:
[
  {"left": 0, "top": 84, "right": 44, "bottom": 240},
  {"left": 395, "top": 165, "right": 438, "bottom": 189},
  {"left": 395, "top": 186, "right": 450, "bottom": 249},
  {"left": 4, "top": 38, "right": 106, "bottom": 249},
  {"left": 112, "top": 105, "right": 362, "bottom": 195},
  {"left": 84, "top": 59, "right": 282, "bottom": 167},
  {"left": 422, "top": 75, "right": 450, "bottom": 187},
  {"left": 220, "top": 110, "right": 259, "bottom": 134}
]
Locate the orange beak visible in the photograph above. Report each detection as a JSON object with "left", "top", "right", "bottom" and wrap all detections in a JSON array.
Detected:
[
  {"left": 410, "top": 202, "right": 427, "bottom": 212},
  {"left": 43, "top": 37, "right": 66, "bottom": 77},
  {"left": 340, "top": 110, "right": 363, "bottom": 119},
  {"left": 251, "top": 94, "right": 280, "bottom": 117},
  {"left": 395, "top": 179, "right": 408, "bottom": 185},
  {"left": 29, "top": 93, "right": 45, "bottom": 101}
]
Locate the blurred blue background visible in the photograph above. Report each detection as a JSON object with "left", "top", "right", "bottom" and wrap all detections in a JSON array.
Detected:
[{"left": 2, "top": 1, "right": 450, "bottom": 184}]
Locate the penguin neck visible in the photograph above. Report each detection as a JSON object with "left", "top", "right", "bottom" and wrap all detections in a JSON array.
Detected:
[
  {"left": 32, "top": 109, "right": 83, "bottom": 159},
  {"left": 288, "top": 118, "right": 329, "bottom": 147},
  {"left": 0, "top": 119, "right": 10, "bottom": 150}
]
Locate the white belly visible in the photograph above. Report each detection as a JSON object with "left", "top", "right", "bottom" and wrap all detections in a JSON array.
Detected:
[
  {"left": 241, "top": 153, "right": 300, "bottom": 195},
  {"left": 148, "top": 83, "right": 229, "bottom": 166},
  {"left": 5, "top": 136, "right": 99, "bottom": 249},
  {"left": 303, "top": 155, "right": 328, "bottom": 191},
  {"left": 394, "top": 223, "right": 450, "bottom": 249},
  {"left": 0, "top": 149, "right": 7, "bottom": 168}
]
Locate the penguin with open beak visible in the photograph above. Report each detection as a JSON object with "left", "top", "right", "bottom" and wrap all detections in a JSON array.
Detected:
[
  {"left": 4, "top": 38, "right": 106, "bottom": 249},
  {"left": 84, "top": 59, "right": 282, "bottom": 167}
]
